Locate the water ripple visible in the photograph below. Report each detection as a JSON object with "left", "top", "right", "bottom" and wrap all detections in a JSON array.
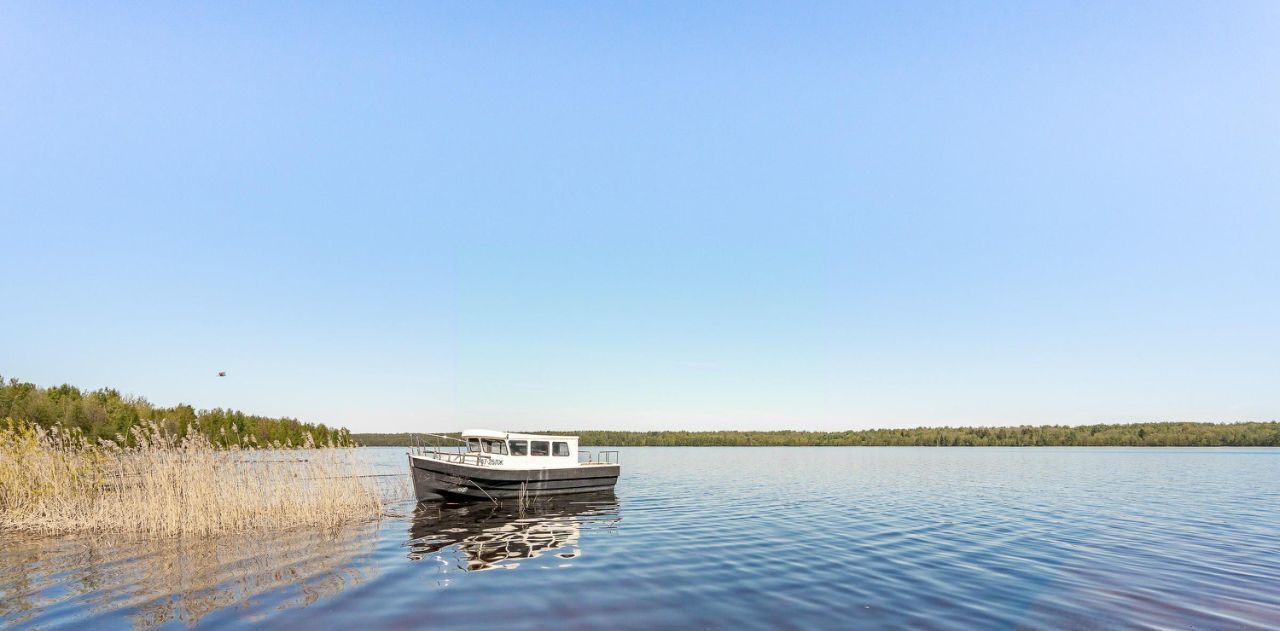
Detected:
[{"left": 3, "top": 447, "right": 1280, "bottom": 629}]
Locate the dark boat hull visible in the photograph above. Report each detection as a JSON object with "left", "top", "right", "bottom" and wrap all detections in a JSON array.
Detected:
[{"left": 409, "top": 454, "right": 620, "bottom": 502}]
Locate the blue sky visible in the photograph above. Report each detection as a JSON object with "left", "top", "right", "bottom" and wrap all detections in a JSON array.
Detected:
[{"left": 2, "top": 2, "right": 1277, "bottom": 432}]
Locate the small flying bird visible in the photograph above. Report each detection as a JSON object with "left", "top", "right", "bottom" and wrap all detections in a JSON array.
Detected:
[{"left": 217, "top": 371, "right": 227, "bottom": 377}]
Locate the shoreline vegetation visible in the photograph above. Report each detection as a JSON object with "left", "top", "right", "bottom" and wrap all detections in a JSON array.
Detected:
[
  {"left": 0, "top": 376, "right": 354, "bottom": 447},
  {"left": 354, "top": 422, "right": 1280, "bottom": 448},
  {"left": 0, "top": 376, "right": 396, "bottom": 536},
  {"left": 1, "top": 420, "right": 396, "bottom": 536}
]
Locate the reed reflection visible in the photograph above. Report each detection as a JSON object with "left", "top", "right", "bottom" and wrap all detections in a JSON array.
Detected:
[
  {"left": 0, "top": 519, "right": 379, "bottom": 629},
  {"left": 406, "top": 491, "right": 620, "bottom": 572}
]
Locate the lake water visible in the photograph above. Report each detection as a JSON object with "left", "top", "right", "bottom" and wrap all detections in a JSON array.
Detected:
[{"left": 3, "top": 447, "right": 1279, "bottom": 629}]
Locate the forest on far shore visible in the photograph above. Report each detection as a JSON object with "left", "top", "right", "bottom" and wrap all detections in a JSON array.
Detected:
[
  {"left": 1, "top": 375, "right": 353, "bottom": 447},
  {"left": 8, "top": 372, "right": 1272, "bottom": 449},
  {"left": 353, "top": 422, "right": 1280, "bottom": 447}
]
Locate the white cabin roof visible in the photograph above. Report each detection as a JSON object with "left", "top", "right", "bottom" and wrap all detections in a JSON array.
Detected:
[{"left": 460, "top": 429, "right": 577, "bottom": 442}]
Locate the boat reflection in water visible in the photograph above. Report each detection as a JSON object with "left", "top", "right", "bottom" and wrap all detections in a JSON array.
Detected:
[{"left": 406, "top": 491, "right": 620, "bottom": 572}]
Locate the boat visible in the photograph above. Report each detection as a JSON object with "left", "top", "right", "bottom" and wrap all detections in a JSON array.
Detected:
[{"left": 408, "top": 429, "right": 620, "bottom": 503}]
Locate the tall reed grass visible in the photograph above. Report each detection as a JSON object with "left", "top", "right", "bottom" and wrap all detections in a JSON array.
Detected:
[{"left": 0, "top": 418, "right": 400, "bottom": 536}]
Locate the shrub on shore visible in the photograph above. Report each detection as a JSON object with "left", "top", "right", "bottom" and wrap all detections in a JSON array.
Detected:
[{"left": 0, "top": 418, "right": 397, "bottom": 536}]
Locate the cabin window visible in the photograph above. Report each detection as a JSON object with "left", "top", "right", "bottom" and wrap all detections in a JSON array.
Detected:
[
  {"left": 466, "top": 438, "right": 480, "bottom": 453},
  {"left": 553, "top": 441, "right": 570, "bottom": 457},
  {"left": 509, "top": 440, "right": 528, "bottom": 456},
  {"left": 482, "top": 438, "right": 508, "bottom": 455},
  {"left": 531, "top": 441, "right": 550, "bottom": 456}
]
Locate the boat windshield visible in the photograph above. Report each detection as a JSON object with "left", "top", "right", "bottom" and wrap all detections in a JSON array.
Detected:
[{"left": 466, "top": 438, "right": 480, "bottom": 453}]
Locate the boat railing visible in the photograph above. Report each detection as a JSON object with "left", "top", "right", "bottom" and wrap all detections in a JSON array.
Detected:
[
  {"left": 578, "top": 450, "right": 620, "bottom": 465},
  {"left": 418, "top": 449, "right": 496, "bottom": 466},
  {"left": 410, "top": 433, "right": 497, "bottom": 467}
]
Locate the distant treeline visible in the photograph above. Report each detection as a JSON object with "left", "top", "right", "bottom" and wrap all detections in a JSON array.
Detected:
[
  {"left": 0, "top": 375, "right": 353, "bottom": 447},
  {"left": 354, "top": 432, "right": 459, "bottom": 447},
  {"left": 353, "top": 422, "right": 1280, "bottom": 447}
]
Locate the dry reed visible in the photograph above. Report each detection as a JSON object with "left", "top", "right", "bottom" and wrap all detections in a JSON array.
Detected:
[{"left": 0, "top": 418, "right": 399, "bottom": 536}]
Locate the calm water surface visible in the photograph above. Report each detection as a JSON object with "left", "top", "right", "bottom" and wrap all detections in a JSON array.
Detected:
[{"left": 3, "top": 447, "right": 1279, "bottom": 629}]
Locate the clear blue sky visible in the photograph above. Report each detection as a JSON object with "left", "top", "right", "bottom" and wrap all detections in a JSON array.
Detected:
[{"left": 2, "top": 2, "right": 1277, "bottom": 433}]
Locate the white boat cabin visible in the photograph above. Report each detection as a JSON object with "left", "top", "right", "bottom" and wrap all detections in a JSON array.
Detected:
[{"left": 460, "top": 429, "right": 581, "bottom": 470}]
